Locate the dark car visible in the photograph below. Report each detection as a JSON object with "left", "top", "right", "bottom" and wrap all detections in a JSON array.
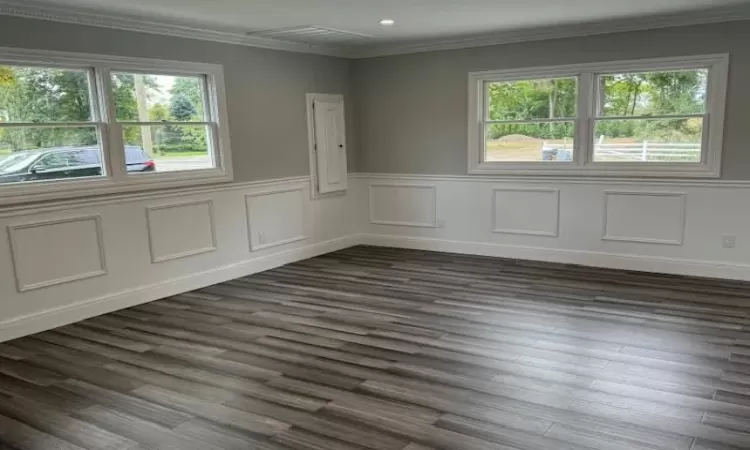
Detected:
[{"left": 0, "top": 146, "right": 155, "bottom": 183}]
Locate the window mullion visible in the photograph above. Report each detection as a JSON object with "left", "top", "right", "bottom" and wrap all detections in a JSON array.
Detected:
[
  {"left": 96, "top": 67, "right": 126, "bottom": 182},
  {"left": 577, "top": 72, "right": 595, "bottom": 168}
]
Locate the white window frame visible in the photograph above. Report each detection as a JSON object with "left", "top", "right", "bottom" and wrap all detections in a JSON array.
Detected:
[
  {"left": 468, "top": 54, "right": 729, "bottom": 178},
  {"left": 0, "top": 47, "right": 233, "bottom": 205}
]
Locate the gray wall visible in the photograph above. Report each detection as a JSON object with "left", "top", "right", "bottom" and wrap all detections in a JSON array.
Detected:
[
  {"left": 353, "top": 21, "right": 750, "bottom": 179},
  {"left": 0, "top": 16, "right": 356, "bottom": 182},
  {"left": 5, "top": 16, "right": 750, "bottom": 180}
]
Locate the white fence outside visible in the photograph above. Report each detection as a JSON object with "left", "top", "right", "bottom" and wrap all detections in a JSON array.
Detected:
[{"left": 542, "top": 141, "right": 701, "bottom": 162}]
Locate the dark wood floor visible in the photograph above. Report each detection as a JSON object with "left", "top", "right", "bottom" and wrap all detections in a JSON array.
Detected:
[{"left": 1, "top": 246, "right": 750, "bottom": 450}]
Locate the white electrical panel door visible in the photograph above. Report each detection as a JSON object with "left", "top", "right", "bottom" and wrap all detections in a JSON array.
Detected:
[{"left": 311, "top": 98, "right": 347, "bottom": 195}]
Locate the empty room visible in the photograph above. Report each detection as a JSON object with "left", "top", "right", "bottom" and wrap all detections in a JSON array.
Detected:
[{"left": 1, "top": 0, "right": 750, "bottom": 449}]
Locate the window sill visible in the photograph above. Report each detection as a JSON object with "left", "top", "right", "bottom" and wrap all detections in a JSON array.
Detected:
[
  {"left": 468, "top": 162, "right": 720, "bottom": 179},
  {"left": 0, "top": 169, "right": 233, "bottom": 207}
]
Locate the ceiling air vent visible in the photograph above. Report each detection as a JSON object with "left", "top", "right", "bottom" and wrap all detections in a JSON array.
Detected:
[{"left": 247, "top": 26, "right": 372, "bottom": 45}]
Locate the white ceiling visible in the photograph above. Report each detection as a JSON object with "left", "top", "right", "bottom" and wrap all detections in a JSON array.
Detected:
[
  {"left": 1, "top": 0, "right": 749, "bottom": 56},
  {"left": 11, "top": 0, "right": 750, "bottom": 46}
]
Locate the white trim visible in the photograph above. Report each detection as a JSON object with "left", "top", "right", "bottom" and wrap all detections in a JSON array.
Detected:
[
  {"left": 354, "top": 5, "right": 750, "bottom": 58},
  {"left": 245, "top": 187, "right": 309, "bottom": 251},
  {"left": 468, "top": 54, "right": 729, "bottom": 178},
  {"left": 6, "top": 224, "right": 750, "bottom": 342},
  {"left": 601, "top": 191, "right": 687, "bottom": 246},
  {"left": 0, "top": 175, "right": 311, "bottom": 218},
  {"left": 0, "top": 0, "right": 348, "bottom": 57},
  {"left": 0, "top": 46, "right": 234, "bottom": 205},
  {"left": 360, "top": 234, "right": 750, "bottom": 282},
  {"left": 7, "top": 172, "right": 750, "bottom": 218},
  {"left": 306, "top": 93, "right": 348, "bottom": 199},
  {"left": 0, "top": 234, "right": 359, "bottom": 344},
  {"left": 146, "top": 200, "right": 217, "bottom": 263},
  {"left": 251, "top": 236, "right": 309, "bottom": 252},
  {"left": 491, "top": 188, "right": 560, "bottom": 237},
  {"left": 369, "top": 183, "right": 438, "bottom": 228},
  {"left": 7, "top": 214, "right": 108, "bottom": 292},
  {"left": 353, "top": 173, "right": 750, "bottom": 188},
  {"left": 2, "top": 0, "right": 749, "bottom": 59}
]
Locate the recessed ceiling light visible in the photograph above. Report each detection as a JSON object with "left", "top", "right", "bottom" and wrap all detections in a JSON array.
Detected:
[{"left": 379, "top": 19, "right": 395, "bottom": 26}]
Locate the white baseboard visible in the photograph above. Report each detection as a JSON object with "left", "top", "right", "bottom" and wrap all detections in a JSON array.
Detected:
[
  {"left": 0, "top": 235, "right": 359, "bottom": 343},
  {"left": 360, "top": 234, "right": 750, "bottom": 282},
  {"left": 4, "top": 229, "right": 749, "bottom": 343}
]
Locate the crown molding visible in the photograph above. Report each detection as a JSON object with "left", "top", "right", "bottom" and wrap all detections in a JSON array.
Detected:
[
  {"left": 0, "top": 0, "right": 350, "bottom": 57},
  {"left": 0, "top": 0, "right": 749, "bottom": 59},
  {"left": 352, "top": 5, "right": 750, "bottom": 58}
]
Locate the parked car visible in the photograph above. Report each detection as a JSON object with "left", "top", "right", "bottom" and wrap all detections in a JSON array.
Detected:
[{"left": 0, "top": 146, "right": 155, "bottom": 183}]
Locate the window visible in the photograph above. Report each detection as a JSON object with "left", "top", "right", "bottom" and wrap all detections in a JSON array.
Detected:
[
  {"left": 0, "top": 65, "right": 104, "bottom": 183},
  {"left": 485, "top": 77, "right": 577, "bottom": 163},
  {"left": 111, "top": 72, "right": 213, "bottom": 173},
  {"left": 594, "top": 69, "right": 706, "bottom": 163},
  {"left": 0, "top": 48, "right": 232, "bottom": 204},
  {"left": 468, "top": 55, "right": 728, "bottom": 177}
]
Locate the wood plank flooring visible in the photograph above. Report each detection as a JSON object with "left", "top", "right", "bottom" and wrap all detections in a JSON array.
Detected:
[{"left": 2, "top": 245, "right": 750, "bottom": 450}]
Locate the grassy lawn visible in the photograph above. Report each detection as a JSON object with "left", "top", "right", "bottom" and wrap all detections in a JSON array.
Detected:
[
  {"left": 486, "top": 138, "right": 570, "bottom": 162},
  {"left": 153, "top": 151, "right": 208, "bottom": 159},
  {"left": 486, "top": 137, "right": 699, "bottom": 162}
]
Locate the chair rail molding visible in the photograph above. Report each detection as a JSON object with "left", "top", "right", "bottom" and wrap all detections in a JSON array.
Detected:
[{"left": 4, "top": 172, "right": 750, "bottom": 346}]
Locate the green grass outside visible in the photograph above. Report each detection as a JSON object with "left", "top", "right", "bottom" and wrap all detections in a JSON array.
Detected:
[
  {"left": 486, "top": 137, "right": 699, "bottom": 162},
  {"left": 486, "top": 139, "right": 568, "bottom": 162}
]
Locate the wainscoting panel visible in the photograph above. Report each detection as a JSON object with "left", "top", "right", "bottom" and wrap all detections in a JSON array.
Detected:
[
  {"left": 7, "top": 215, "right": 107, "bottom": 292},
  {"left": 355, "top": 174, "right": 750, "bottom": 281},
  {"left": 4, "top": 173, "right": 750, "bottom": 345},
  {"left": 1, "top": 176, "right": 358, "bottom": 343},
  {"left": 246, "top": 188, "right": 307, "bottom": 251},
  {"left": 369, "top": 183, "right": 437, "bottom": 227},
  {"left": 147, "top": 200, "right": 217, "bottom": 263},
  {"left": 603, "top": 191, "right": 686, "bottom": 245},
  {"left": 492, "top": 188, "right": 560, "bottom": 236}
]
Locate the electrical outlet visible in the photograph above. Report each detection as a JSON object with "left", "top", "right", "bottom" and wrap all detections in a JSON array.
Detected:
[
  {"left": 258, "top": 232, "right": 265, "bottom": 245},
  {"left": 722, "top": 234, "right": 737, "bottom": 249},
  {"left": 437, "top": 219, "right": 447, "bottom": 228}
]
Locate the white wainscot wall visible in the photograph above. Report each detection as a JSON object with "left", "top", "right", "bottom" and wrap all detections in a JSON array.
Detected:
[
  {"left": 4, "top": 172, "right": 750, "bottom": 342},
  {"left": 354, "top": 174, "right": 750, "bottom": 282},
  {"left": 0, "top": 176, "right": 358, "bottom": 342}
]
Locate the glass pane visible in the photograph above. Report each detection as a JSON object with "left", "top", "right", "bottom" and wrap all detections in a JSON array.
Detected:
[
  {"left": 0, "top": 126, "right": 104, "bottom": 184},
  {"left": 122, "top": 124, "right": 213, "bottom": 173},
  {"left": 598, "top": 69, "right": 707, "bottom": 117},
  {"left": 0, "top": 65, "right": 92, "bottom": 122},
  {"left": 593, "top": 118, "right": 703, "bottom": 163},
  {"left": 485, "top": 122, "right": 575, "bottom": 162},
  {"left": 487, "top": 78, "right": 577, "bottom": 121},
  {"left": 111, "top": 72, "right": 206, "bottom": 122}
]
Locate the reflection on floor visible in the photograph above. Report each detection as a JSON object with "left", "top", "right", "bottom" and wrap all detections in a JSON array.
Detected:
[{"left": 1, "top": 245, "right": 750, "bottom": 450}]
